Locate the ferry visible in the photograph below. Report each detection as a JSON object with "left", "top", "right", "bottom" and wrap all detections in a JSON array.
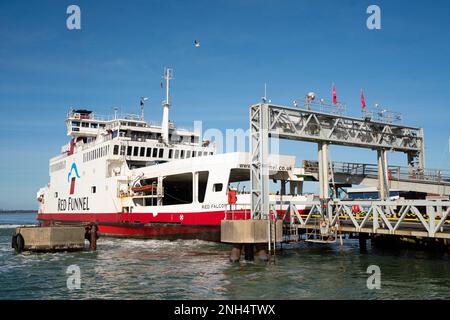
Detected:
[{"left": 36, "top": 68, "right": 310, "bottom": 241}]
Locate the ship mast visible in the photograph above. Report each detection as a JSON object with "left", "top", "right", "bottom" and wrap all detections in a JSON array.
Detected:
[{"left": 161, "top": 67, "right": 173, "bottom": 144}]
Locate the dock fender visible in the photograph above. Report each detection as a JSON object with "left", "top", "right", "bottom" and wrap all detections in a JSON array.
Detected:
[
  {"left": 13, "top": 234, "right": 25, "bottom": 253},
  {"left": 11, "top": 234, "right": 17, "bottom": 249}
]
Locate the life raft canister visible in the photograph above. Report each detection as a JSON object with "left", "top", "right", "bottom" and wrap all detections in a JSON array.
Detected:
[
  {"left": 352, "top": 205, "right": 360, "bottom": 214},
  {"left": 228, "top": 189, "right": 237, "bottom": 205}
]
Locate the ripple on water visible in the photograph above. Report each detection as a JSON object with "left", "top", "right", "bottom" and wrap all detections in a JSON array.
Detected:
[{"left": 2, "top": 230, "right": 450, "bottom": 299}]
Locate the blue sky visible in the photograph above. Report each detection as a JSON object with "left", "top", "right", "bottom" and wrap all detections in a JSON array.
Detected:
[{"left": 0, "top": 0, "right": 449, "bottom": 209}]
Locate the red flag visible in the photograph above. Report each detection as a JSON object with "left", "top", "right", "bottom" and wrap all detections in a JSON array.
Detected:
[
  {"left": 361, "top": 89, "right": 366, "bottom": 110},
  {"left": 332, "top": 83, "right": 337, "bottom": 105}
]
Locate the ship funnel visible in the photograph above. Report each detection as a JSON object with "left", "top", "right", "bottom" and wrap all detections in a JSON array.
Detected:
[{"left": 161, "top": 67, "right": 173, "bottom": 144}]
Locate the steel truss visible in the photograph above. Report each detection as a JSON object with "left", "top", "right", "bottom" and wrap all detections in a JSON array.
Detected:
[
  {"left": 285, "top": 200, "right": 450, "bottom": 239},
  {"left": 250, "top": 102, "right": 427, "bottom": 221}
]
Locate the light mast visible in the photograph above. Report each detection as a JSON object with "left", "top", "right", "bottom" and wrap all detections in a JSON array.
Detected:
[{"left": 161, "top": 67, "right": 173, "bottom": 144}]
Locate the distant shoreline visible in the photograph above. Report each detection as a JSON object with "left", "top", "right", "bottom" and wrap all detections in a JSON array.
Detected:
[{"left": 0, "top": 210, "right": 37, "bottom": 214}]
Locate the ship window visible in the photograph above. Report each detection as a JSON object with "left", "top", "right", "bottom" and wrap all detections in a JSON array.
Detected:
[
  {"left": 213, "top": 184, "right": 223, "bottom": 192},
  {"left": 91, "top": 123, "right": 98, "bottom": 128},
  {"left": 72, "top": 121, "right": 80, "bottom": 127},
  {"left": 227, "top": 169, "right": 250, "bottom": 193},
  {"left": 168, "top": 149, "right": 173, "bottom": 159},
  {"left": 210, "top": 152, "right": 214, "bottom": 155},
  {"left": 54, "top": 192, "right": 58, "bottom": 198},
  {"left": 82, "top": 122, "right": 89, "bottom": 128},
  {"left": 197, "top": 171, "right": 209, "bottom": 203},
  {"left": 133, "top": 146, "right": 139, "bottom": 156},
  {"left": 127, "top": 146, "right": 132, "bottom": 156},
  {"left": 91, "top": 186, "right": 96, "bottom": 194},
  {"left": 99, "top": 124, "right": 105, "bottom": 128},
  {"left": 180, "top": 150, "right": 185, "bottom": 159},
  {"left": 140, "top": 147, "right": 145, "bottom": 157},
  {"left": 162, "top": 173, "right": 193, "bottom": 206},
  {"left": 192, "top": 151, "right": 196, "bottom": 158},
  {"left": 174, "top": 150, "right": 179, "bottom": 159},
  {"left": 158, "top": 148, "right": 164, "bottom": 158},
  {"left": 203, "top": 152, "right": 208, "bottom": 156},
  {"left": 198, "top": 151, "right": 202, "bottom": 157},
  {"left": 120, "top": 146, "right": 126, "bottom": 155},
  {"left": 152, "top": 148, "right": 158, "bottom": 157},
  {"left": 186, "top": 151, "right": 191, "bottom": 158},
  {"left": 146, "top": 147, "right": 152, "bottom": 157}
]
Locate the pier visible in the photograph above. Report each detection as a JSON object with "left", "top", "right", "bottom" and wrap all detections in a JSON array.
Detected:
[{"left": 221, "top": 100, "right": 450, "bottom": 260}]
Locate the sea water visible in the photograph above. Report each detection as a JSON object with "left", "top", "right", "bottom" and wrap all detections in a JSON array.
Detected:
[{"left": 1, "top": 212, "right": 450, "bottom": 300}]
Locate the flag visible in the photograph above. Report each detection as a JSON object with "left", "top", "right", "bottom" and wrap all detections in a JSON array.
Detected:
[
  {"left": 332, "top": 83, "right": 337, "bottom": 105},
  {"left": 361, "top": 89, "right": 366, "bottom": 110}
]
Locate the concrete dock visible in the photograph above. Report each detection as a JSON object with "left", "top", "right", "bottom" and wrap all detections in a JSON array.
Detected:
[{"left": 12, "top": 226, "right": 86, "bottom": 252}]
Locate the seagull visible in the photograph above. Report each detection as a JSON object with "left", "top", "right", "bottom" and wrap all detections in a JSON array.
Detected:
[{"left": 194, "top": 40, "right": 200, "bottom": 48}]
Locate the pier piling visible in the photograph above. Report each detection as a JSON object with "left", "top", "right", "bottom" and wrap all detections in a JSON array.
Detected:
[
  {"left": 89, "top": 224, "right": 98, "bottom": 251},
  {"left": 255, "top": 244, "right": 269, "bottom": 262},
  {"left": 359, "top": 233, "right": 368, "bottom": 252},
  {"left": 244, "top": 244, "right": 254, "bottom": 261},
  {"left": 229, "top": 244, "right": 242, "bottom": 263}
]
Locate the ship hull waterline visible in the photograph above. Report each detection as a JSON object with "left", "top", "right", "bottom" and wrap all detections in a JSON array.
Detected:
[{"left": 37, "top": 209, "right": 304, "bottom": 242}]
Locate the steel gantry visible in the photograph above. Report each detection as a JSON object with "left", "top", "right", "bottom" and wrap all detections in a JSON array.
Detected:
[{"left": 250, "top": 102, "right": 426, "bottom": 220}]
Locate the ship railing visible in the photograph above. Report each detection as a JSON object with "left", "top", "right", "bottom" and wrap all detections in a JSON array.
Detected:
[
  {"left": 224, "top": 203, "right": 252, "bottom": 220},
  {"left": 79, "top": 135, "right": 113, "bottom": 151},
  {"left": 296, "top": 99, "right": 346, "bottom": 116},
  {"left": 362, "top": 107, "right": 402, "bottom": 124}
]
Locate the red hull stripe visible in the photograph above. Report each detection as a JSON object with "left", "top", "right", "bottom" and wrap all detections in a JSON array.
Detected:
[
  {"left": 37, "top": 209, "right": 305, "bottom": 225},
  {"left": 38, "top": 210, "right": 257, "bottom": 226},
  {"left": 37, "top": 209, "right": 305, "bottom": 240}
]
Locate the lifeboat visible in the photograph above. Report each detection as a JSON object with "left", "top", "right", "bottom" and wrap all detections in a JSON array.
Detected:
[{"left": 131, "top": 184, "right": 156, "bottom": 193}]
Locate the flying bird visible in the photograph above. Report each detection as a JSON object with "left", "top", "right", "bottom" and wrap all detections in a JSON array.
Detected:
[{"left": 194, "top": 40, "right": 200, "bottom": 48}]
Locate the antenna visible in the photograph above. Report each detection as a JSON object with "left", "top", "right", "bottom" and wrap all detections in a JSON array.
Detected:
[
  {"left": 113, "top": 107, "right": 119, "bottom": 120},
  {"left": 163, "top": 67, "right": 173, "bottom": 107},
  {"left": 264, "top": 83, "right": 267, "bottom": 101},
  {"left": 262, "top": 83, "right": 271, "bottom": 103},
  {"left": 161, "top": 67, "right": 173, "bottom": 143},
  {"left": 140, "top": 97, "right": 149, "bottom": 120}
]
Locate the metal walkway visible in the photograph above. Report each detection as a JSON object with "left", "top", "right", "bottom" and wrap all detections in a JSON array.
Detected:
[{"left": 301, "top": 160, "right": 450, "bottom": 195}]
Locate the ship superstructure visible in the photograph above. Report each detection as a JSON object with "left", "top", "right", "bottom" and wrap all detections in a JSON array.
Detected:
[{"left": 37, "top": 68, "right": 309, "bottom": 240}]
